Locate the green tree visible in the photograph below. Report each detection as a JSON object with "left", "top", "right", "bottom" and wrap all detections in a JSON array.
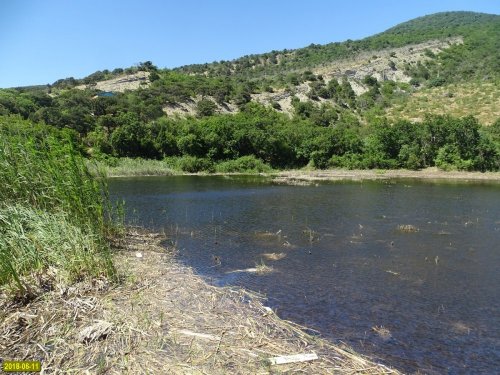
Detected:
[
  {"left": 340, "top": 78, "right": 356, "bottom": 108},
  {"left": 196, "top": 98, "right": 217, "bottom": 117}
]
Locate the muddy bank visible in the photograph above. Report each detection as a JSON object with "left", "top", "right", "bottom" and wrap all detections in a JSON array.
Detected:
[{"left": 0, "top": 228, "right": 398, "bottom": 374}]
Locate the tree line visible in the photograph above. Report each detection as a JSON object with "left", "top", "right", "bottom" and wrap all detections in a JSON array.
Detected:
[
  {"left": 1, "top": 70, "right": 498, "bottom": 173},
  {"left": 89, "top": 104, "right": 499, "bottom": 172}
]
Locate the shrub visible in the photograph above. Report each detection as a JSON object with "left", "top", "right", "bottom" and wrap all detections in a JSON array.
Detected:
[
  {"left": 328, "top": 153, "right": 367, "bottom": 169},
  {"left": 427, "top": 77, "right": 446, "bottom": 87},
  {"left": 424, "top": 49, "right": 435, "bottom": 58},
  {"left": 175, "top": 156, "right": 214, "bottom": 173},
  {"left": 398, "top": 144, "right": 423, "bottom": 170},
  {"left": 409, "top": 78, "right": 421, "bottom": 87},
  {"left": 271, "top": 101, "right": 281, "bottom": 110},
  {"left": 196, "top": 98, "right": 217, "bottom": 117},
  {"left": 435, "top": 145, "right": 473, "bottom": 170}
]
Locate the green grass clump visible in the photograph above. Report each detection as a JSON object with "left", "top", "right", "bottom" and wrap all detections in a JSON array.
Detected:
[
  {"left": 93, "top": 157, "right": 176, "bottom": 177},
  {"left": 0, "top": 116, "right": 116, "bottom": 299},
  {"left": 167, "top": 155, "right": 214, "bottom": 173},
  {"left": 0, "top": 205, "right": 114, "bottom": 295},
  {"left": 92, "top": 155, "right": 272, "bottom": 177},
  {"left": 215, "top": 155, "right": 273, "bottom": 173}
]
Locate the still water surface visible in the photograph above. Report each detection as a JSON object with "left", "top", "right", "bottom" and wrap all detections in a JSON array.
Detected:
[{"left": 109, "top": 176, "right": 500, "bottom": 374}]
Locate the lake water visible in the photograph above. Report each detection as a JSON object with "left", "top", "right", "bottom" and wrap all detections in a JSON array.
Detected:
[{"left": 109, "top": 176, "right": 500, "bottom": 374}]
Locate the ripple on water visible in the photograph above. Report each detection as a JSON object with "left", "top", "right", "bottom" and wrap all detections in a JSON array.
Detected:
[{"left": 110, "top": 176, "right": 500, "bottom": 374}]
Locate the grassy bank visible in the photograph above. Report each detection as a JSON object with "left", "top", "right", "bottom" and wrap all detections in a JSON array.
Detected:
[
  {"left": 93, "top": 155, "right": 273, "bottom": 177},
  {"left": 0, "top": 116, "right": 116, "bottom": 300},
  {"left": 93, "top": 156, "right": 500, "bottom": 182},
  {"left": 88, "top": 157, "right": 177, "bottom": 177}
]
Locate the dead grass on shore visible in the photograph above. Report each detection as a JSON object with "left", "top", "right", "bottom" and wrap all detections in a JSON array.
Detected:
[
  {"left": 1, "top": 228, "right": 399, "bottom": 374},
  {"left": 273, "top": 168, "right": 500, "bottom": 184}
]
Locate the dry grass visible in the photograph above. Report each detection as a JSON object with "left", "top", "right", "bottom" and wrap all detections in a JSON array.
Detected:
[
  {"left": 254, "top": 260, "right": 274, "bottom": 275},
  {"left": 261, "top": 252, "right": 287, "bottom": 261},
  {"left": 396, "top": 225, "right": 419, "bottom": 233},
  {"left": 272, "top": 168, "right": 500, "bottom": 183},
  {"left": 386, "top": 80, "right": 500, "bottom": 125},
  {"left": 0, "top": 228, "right": 400, "bottom": 374}
]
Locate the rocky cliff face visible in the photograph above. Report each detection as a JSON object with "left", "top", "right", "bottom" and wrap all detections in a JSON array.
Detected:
[
  {"left": 76, "top": 71, "right": 150, "bottom": 92},
  {"left": 315, "top": 37, "right": 462, "bottom": 89}
]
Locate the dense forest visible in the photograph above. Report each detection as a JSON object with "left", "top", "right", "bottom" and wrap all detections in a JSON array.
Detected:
[{"left": 0, "top": 11, "right": 499, "bottom": 172}]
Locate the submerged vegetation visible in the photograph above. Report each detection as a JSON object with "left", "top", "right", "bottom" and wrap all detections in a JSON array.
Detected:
[
  {"left": 396, "top": 224, "right": 419, "bottom": 233},
  {"left": 0, "top": 117, "right": 116, "bottom": 300}
]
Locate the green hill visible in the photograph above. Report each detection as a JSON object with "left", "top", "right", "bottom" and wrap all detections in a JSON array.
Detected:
[
  {"left": 175, "top": 11, "right": 499, "bottom": 82},
  {"left": 1, "top": 11, "right": 499, "bottom": 172}
]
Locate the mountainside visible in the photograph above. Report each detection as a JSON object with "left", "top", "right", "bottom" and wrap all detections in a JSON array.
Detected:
[
  {"left": 175, "top": 11, "right": 499, "bottom": 79},
  {"left": 1, "top": 11, "right": 499, "bottom": 172},
  {"left": 161, "top": 37, "right": 464, "bottom": 118},
  {"left": 47, "top": 11, "right": 499, "bottom": 121}
]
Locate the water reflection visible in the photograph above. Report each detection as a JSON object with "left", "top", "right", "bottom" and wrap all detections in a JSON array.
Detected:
[{"left": 109, "top": 176, "right": 500, "bottom": 374}]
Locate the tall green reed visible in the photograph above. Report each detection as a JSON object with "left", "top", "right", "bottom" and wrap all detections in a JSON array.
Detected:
[{"left": 0, "top": 116, "right": 116, "bottom": 297}]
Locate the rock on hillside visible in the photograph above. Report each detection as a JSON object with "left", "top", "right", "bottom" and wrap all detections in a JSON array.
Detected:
[
  {"left": 162, "top": 95, "right": 238, "bottom": 118},
  {"left": 314, "top": 37, "right": 463, "bottom": 92},
  {"left": 76, "top": 71, "right": 150, "bottom": 93}
]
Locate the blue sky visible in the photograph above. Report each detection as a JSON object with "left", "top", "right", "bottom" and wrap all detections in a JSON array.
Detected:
[{"left": 0, "top": 0, "right": 498, "bottom": 88}]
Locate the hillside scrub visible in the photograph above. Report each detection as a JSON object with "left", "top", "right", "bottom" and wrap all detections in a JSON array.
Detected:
[
  {"left": 2, "top": 13, "right": 498, "bottom": 130},
  {"left": 175, "top": 12, "right": 500, "bottom": 82}
]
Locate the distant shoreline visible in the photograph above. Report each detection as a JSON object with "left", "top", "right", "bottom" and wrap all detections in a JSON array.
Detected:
[
  {"left": 272, "top": 168, "right": 500, "bottom": 182},
  {"left": 104, "top": 167, "right": 500, "bottom": 181}
]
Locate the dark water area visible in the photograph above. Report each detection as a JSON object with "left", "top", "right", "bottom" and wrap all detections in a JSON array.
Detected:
[{"left": 109, "top": 175, "right": 500, "bottom": 374}]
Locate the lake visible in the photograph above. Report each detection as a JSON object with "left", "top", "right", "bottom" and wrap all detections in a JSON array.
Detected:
[{"left": 109, "top": 175, "right": 500, "bottom": 374}]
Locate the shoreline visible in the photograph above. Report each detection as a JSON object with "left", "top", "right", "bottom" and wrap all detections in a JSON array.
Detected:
[
  {"left": 0, "top": 228, "right": 399, "bottom": 374},
  {"left": 273, "top": 167, "right": 500, "bottom": 182},
  {"left": 104, "top": 167, "right": 500, "bottom": 182}
]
